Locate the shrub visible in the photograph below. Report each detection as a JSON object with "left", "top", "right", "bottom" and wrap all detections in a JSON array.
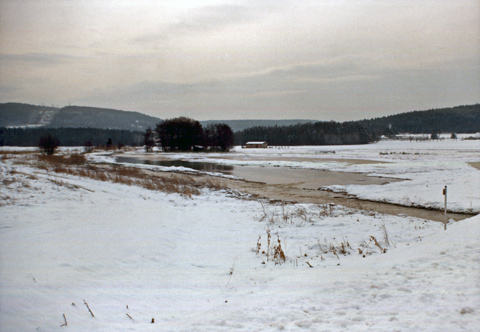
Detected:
[{"left": 38, "top": 134, "right": 60, "bottom": 155}]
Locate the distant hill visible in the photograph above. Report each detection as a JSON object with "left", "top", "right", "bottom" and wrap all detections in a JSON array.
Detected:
[
  {"left": 47, "top": 106, "right": 161, "bottom": 131},
  {"left": 0, "top": 103, "right": 59, "bottom": 127},
  {"left": 201, "top": 119, "right": 314, "bottom": 132},
  {"left": 1, "top": 103, "right": 313, "bottom": 133},
  {"left": 234, "top": 104, "right": 480, "bottom": 146},
  {"left": 2, "top": 102, "right": 478, "bottom": 136},
  {"left": 0, "top": 103, "right": 162, "bottom": 132},
  {"left": 358, "top": 104, "right": 480, "bottom": 135}
]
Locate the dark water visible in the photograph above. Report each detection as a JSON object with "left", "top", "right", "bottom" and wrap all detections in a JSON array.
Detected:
[
  {"left": 116, "top": 157, "right": 234, "bottom": 174},
  {"left": 115, "top": 156, "right": 393, "bottom": 187}
]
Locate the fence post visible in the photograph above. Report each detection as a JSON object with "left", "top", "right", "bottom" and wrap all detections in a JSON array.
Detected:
[{"left": 443, "top": 186, "right": 447, "bottom": 230}]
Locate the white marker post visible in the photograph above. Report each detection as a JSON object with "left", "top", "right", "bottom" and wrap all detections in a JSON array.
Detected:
[{"left": 443, "top": 186, "right": 447, "bottom": 230}]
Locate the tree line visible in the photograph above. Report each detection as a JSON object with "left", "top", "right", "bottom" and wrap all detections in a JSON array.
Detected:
[
  {"left": 2, "top": 104, "right": 477, "bottom": 150},
  {"left": 0, "top": 127, "right": 143, "bottom": 147},
  {"left": 144, "top": 117, "right": 234, "bottom": 152},
  {"left": 234, "top": 121, "right": 378, "bottom": 145},
  {"left": 357, "top": 104, "right": 480, "bottom": 135}
]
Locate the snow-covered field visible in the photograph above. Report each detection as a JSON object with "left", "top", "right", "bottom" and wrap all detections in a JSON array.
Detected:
[{"left": 1, "top": 139, "right": 479, "bottom": 331}]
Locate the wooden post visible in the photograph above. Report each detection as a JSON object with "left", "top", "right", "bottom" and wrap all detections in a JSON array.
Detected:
[{"left": 443, "top": 186, "right": 447, "bottom": 230}]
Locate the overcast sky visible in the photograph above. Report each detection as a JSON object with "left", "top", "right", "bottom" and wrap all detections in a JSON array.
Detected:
[{"left": 1, "top": 0, "right": 479, "bottom": 121}]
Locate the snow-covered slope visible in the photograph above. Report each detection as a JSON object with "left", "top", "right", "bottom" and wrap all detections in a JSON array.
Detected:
[{"left": 1, "top": 154, "right": 478, "bottom": 331}]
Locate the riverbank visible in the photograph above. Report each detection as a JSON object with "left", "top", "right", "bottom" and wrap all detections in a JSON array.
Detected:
[
  {"left": 112, "top": 155, "right": 471, "bottom": 222},
  {"left": 110, "top": 137, "right": 480, "bottom": 215}
]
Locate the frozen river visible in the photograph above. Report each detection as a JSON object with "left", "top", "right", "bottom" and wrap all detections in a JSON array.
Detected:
[
  {"left": 116, "top": 156, "right": 396, "bottom": 187},
  {"left": 115, "top": 155, "right": 475, "bottom": 222}
]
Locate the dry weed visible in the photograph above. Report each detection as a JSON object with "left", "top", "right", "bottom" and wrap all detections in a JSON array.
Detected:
[
  {"left": 256, "top": 235, "right": 262, "bottom": 254},
  {"left": 380, "top": 222, "right": 396, "bottom": 248},
  {"left": 369, "top": 236, "right": 387, "bottom": 253},
  {"left": 317, "top": 237, "right": 353, "bottom": 259},
  {"left": 257, "top": 229, "right": 286, "bottom": 265},
  {"left": 2, "top": 178, "right": 16, "bottom": 186},
  {"left": 273, "top": 234, "right": 286, "bottom": 265}
]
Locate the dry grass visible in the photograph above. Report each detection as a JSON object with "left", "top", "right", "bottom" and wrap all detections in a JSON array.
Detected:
[
  {"left": 369, "top": 236, "right": 386, "bottom": 253},
  {"left": 316, "top": 237, "right": 353, "bottom": 259},
  {"left": 255, "top": 203, "right": 395, "bottom": 264},
  {"left": 257, "top": 228, "right": 286, "bottom": 265},
  {"left": 0, "top": 150, "right": 38, "bottom": 156},
  {"left": 38, "top": 153, "right": 87, "bottom": 166},
  {"left": 1, "top": 150, "right": 39, "bottom": 164},
  {"left": 258, "top": 202, "right": 315, "bottom": 226},
  {"left": 380, "top": 222, "right": 396, "bottom": 248},
  {"left": 2, "top": 178, "right": 16, "bottom": 186},
  {"left": 33, "top": 153, "right": 224, "bottom": 196},
  {"left": 273, "top": 234, "right": 286, "bottom": 265}
]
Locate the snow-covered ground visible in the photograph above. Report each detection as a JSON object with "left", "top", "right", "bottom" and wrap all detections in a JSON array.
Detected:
[
  {"left": 128, "top": 138, "right": 480, "bottom": 213},
  {"left": 1, "top": 145, "right": 479, "bottom": 331}
]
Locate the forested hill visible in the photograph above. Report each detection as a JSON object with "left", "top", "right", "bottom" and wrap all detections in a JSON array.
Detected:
[
  {"left": 234, "top": 104, "right": 479, "bottom": 145},
  {"left": 48, "top": 106, "right": 161, "bottom": 131},
  {"left": 2, "top": 102, "right": 478, "bottom": 147},
  {"left": 358, "top": 104, "right": 480, "bottom": 135},
  {"left": 235, "top": 121, "right": 378, "bottom": 146},
  {"left": 1, "top": 103, "right": 313, "bottom": 132},
  {"left": 201, "top": 119, "right": 314, "bottom": 132},
  {"left": 0, "top": 103, "right": 161, "bottom": 132},
  {"left": 0, "top": 103, "right": 59, "bottom": 127}
]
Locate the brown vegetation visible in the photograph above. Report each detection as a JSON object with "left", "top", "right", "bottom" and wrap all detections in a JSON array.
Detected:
[{"left": 35, "top": 153, "right": 225, "bottom": 196}]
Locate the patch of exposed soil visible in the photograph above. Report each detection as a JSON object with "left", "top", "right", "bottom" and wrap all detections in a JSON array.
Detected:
[
  {"left": 468, "top": 162, "right": 480, "bottom": 171},
  {"left": 222, "top": 176, "right": 473, "bottom": 222}
]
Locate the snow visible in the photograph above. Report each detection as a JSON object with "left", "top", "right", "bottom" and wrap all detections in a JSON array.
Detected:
[
  {"left": 1, "top": 141, "right": 479, "bottom": 331},
  {"left": 125, "top": 138, "right": 479, "bottom": 213}
]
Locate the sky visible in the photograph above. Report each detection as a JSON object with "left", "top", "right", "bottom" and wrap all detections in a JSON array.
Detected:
[{"left": 1, "top": 0, "right": 479, "bottom": 121}]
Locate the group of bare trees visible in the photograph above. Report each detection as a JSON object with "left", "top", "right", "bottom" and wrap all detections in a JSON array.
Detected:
[{"left": 144, "top": 117, "right": 234, "bottom": 152}]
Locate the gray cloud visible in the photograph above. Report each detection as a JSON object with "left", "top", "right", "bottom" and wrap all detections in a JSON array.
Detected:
[
  {"left": 1, "top": 1, "right": 479, "bottom": 120},
  {"left": 133, "top": 4, "right": 259, "bottom": 44},
  {"left": 171, "top": 4, "right": 257, "bottom": 33},
  {"left": 74, "top": 54, "right": 479, "bottom": 121},
  {"left": 0, "top": 52, "right": 76, "bottom": 66},
  {"left": 0, "top": 83, "right": 21, "bottom": 98}
]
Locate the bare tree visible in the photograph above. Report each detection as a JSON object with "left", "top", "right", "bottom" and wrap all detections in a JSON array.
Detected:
[
  {"left": 38, "top": 134, "right": 60, "bottom": 155},
  {"left": 144, "top": 128, "right": 155, "bottom": 152},
  {"left": 156, "top": 117, "right": 203, "bottom": 152},
  {"left": 205, "top": 123, "right": 234, "bottom": 151}
]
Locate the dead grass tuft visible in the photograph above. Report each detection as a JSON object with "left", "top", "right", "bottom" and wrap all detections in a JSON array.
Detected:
[
  {"left": 273, "top": 234, "right": 286, "bottom": 265},
  {"left": 256, "top": 228, "right": 286, "bottom": 265},
  {"left": 369, "top": 236, "right": 387, "bottom": 253},
  {"left": 316, "top": 237, "right": 353, "bottom": 259},
  {"left": 2, "top": 178, "right": 16, "bottom": 186},
  {"left": 38, "top": 153, "right": 87, "bottom": 166}
]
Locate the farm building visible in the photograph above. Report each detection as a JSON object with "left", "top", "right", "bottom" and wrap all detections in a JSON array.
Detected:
[{"left": 245, "top": 141, "right": 268, "bottom": 148}]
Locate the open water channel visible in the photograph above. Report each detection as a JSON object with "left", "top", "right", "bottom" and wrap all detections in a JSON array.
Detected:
[
  {"left": 115, "top": 156, "right": 473, "bottom": 222},
  {"left": 116, "top": 157, "right": 392, "bottom": 187}
]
